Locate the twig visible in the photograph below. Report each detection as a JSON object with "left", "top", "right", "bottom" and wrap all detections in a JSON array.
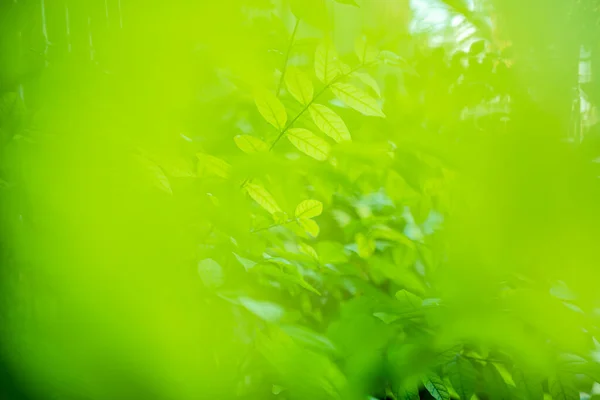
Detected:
[{"left": 276, "top": 18, "right": 301, "bottom": 97}]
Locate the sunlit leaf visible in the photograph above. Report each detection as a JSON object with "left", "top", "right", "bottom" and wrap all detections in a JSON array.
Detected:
[
  {"left": 285, "top": 66, "right": 314, "bottom": 105},
  {"left": 354, "top": 36, "right": 378, "bottom": 64},
  {"left": 245, "top": 183, "right": 283, "bottom": 215},
  {"left": 234, "top": 134, "right": 269, "bottom": 154},
  {"left": 197, "top": 153, "right": 231, "bottom": 179},
  {"left": 286, "top": 128, "right": 331, "bottom": 161},
  {"left": 135, "top": 155, "right": 173, "bottom": 194},
  {"left": 295, "top": 199, "right": 323, "bottom": 219},
  {"left": 330, "top": 82, "right": 385, "bottom": 117},
  {"left": 315, "top": 41, "right": 340, "bottom": 84},
  {"left": 255, "top": 88, "right": 287, "bottom": 130},
  {"left": 309, "top": 104, "right": 351, "bottom": 142},
  {"left": 353, "top": 72, "right": 381, "bottom": 97},
  {"left": 298, "top": 218, "right": 320, "bottom": 237},
  {"left": 239, "top": 297, "right": 285, "bottom": 322},
  {"left": 355, "top": 233, "right": 375, "bottom": 258}
]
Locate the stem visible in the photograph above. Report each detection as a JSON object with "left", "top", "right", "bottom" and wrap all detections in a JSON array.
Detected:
[
  {"left": 251, "top": 218, "right": 297, "bottom": 234},
  {"left": 269, "top": 61, "right": 376, "bottom": 151},
  {"left": 276, "top": 18, "right": 301, "bottom": 97}
]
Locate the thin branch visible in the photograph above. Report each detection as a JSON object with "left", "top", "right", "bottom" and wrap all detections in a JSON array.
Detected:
[
  {"left": 269, "top": 61, "right": 377, "bottom": 151},
  {"left": 276, "top": 18, "right": 301, "bottom": 97}
]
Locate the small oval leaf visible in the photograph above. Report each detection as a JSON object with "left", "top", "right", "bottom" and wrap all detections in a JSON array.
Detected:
[
  {"left": 309, "top": 104, "right": 351, "bottom": 142},
  {"left": 286, "top": 128, "right": 331, "bottom": 161},
  {"left": 234, "top": 135, "right": 269, "bottom": 154},
  {"left": 245, "top": 183, "right": 283, "bottom": 215},
  {"left": 298, "top": 218, "right": 320, "bottom": 237},
  {"left": 295, "top": 199, "right": 323, "bottom": 219},
  {"left": 255, "top": 89, "right": 287, "bottom": 130},
  {"left": 330, "top": 82, "right": 385, "bottom": 117},
  {"left": 198, "top": 258, "right": 224, "bottom": 288},
  {"left": 315, "top": 41, "right": 340, "bottom": 84},
  {"left": 285, "top": 66, "right": 314, "bottom": 105}
]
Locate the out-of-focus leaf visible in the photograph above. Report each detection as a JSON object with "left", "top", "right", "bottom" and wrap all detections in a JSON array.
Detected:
[
  {"left": 285, "top": 66, "right": 314, "bottom": 105},
  {"left": 197, "top": 153, "right": 231, "bottom": 179},
  {"left": 513, "top": 369, "right": 543, "bottom": 400},
  {"left": 234, "top": 135, "right": 269, "bottom": 154},
  {"left": 548, "top": 375, "right": 578, "bottom": 400},
  {"left": 446, "top": 357, "right": 477, "bottom": 400},
  {"left": 239, "top": 297, "right": 285, "bottom": 322},
  {"left": 298, "top": 218, "right": 320, "bottom": 237},
  {"left": 315, "top": 41, "right": 340, "bottom": 84},
  {"left": 353, "top": 72, "right": 381, "bottom": 97},
  {"left": 197, "top": 258, "right": 224, "bottom": 288}
]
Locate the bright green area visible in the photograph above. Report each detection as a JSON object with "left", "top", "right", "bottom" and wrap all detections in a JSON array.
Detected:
[{"left": 1, "top": 1, "right": 600, "bottom": 400}]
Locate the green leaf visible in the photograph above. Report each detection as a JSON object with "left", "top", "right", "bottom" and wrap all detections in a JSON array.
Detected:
[
  {"left": 234, "top": 135, "right": 269, "bottom": 154},
  {"left": 513, "top": 369, "right": 543, "bottom": 400},
  {"left": 233, "top": 253, "right": 257, "bottom": 272},
  {"left": 315, "top": 41, "right": 340, "bottom": 84},
  {"left": 483, "top": 364, "right": 511, "bottom": 400},
  {"left": 395, "top": 383, "right": 420, "bottom": 400},
  {"left": 298, "top": 218, "right": 320, "bottom": 237},
  {"left": 197, "top": 258, "right": 224, "bottom": 288},
  {"left": 548, "top": 375, "right": 578, "bottom": 400},
  {"left": 355, "top": 233, "right": 375, "bottom": 258},
  {"left": 295, "top": 199, "right": 323, "bottom": 219},
  {"left": 395, "top": 289, "right": 422, "bottom": 311},
  {"left": 354, "top": 36, "right": 378, "bottom": 63},
  {"left": 353, "top": 72, "right": 381, "bottom": 97},
  {"left": 196, "top": 153, "right": 231, "bottom": 179},
  {"left": 285, "top": 66, "right": 314, "bottom": 105},
  {"left": 239, "top": 297, "right": 285, "bottom": 322},
  {"left": 286, "top": 128, "right": 331, "bottom": 161},
  {"left": 298, "top": 242, "right": 318, "bottom": 260},
  {"left": 245, "top": 183, "right": 283, "bottom": 215},
  {"left": 333, "top": 0, "right": 359, "bottom": 6},
  {"left": 309, "top": 104, "right": 351, "bottom": 142},
  {"left": 446, "top": 357, "right": 477, "bottom": 400},
  {"left": 422, "top": 373, "right": 450, "bottom": 400},
  {"left": 330, "top": 82, "right": 385, "bottom": 117},
  {"left": 255, "top": 88, "right": 287, "bottom": 130},
  {"left": 135, "top": 155, "right": 173, "bottom": 194}
]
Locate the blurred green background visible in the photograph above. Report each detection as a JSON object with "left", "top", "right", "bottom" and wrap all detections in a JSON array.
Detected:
[{"left": 1, "top": 1, "right": 600, "bottom": 399}]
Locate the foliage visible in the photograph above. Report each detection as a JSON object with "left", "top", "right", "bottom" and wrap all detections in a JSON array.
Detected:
[{"left": 0, "top": 1, "right": 600, "bottom": 400}]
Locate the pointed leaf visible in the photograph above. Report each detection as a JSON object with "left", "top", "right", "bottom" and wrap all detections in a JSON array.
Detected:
[
  {"left": 422, "top": 374, "right": 450, "bottom": 400},
  {"left": 255, "top": 89, "right": 287, "bottom": 130},
  {"left": 395, "top": 289, "right": 422, "bottom": 311},
  {"left": 549, "top": 375, "right": 578, "bottom": 400},
  {"left": 285, "top": 66, "right": 314, "bottom": 105},
  {"left": 513, "top": 369, "right": 543, "bottom": 400},
  {"left": 286, "top": 128, "right": 331, "bottom": 161},
  {"left": 309, "top": 104, "right": 351, "bottom": 142},
  {"left": 298, "top": 218, "right": 320, "bottom": 237},
  {"left": 245, "top": 183, "right": 283, "bottom": 215},
  {"left": 239, "top": 297, "right": 285, "bottom": 322},
  {"left": 330, "top": 82, "right": 385, "bottom": 117},
  {"left": 135, "top": 155, "right": 173, "bottom": 194},
  {"left": 446, "top": 357, "right": 477, "bottom": 400},
  {"left": 353, "top": 72, "right": 381, "bottom": 97},
  {"left": 234, "top": 135, "right": 269, "bottom": 154},
  {"left": 354, "top": 36, "right": 379, "bottom": 64},
  {"left": 315, "top": 41, "right": 340, "bottom": 84},
  {"left": 196, "top": 153, "right": 231, "bottom": 179},
  {"left": 295, "top": 199, "right": 323, "bottom": 219}
]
